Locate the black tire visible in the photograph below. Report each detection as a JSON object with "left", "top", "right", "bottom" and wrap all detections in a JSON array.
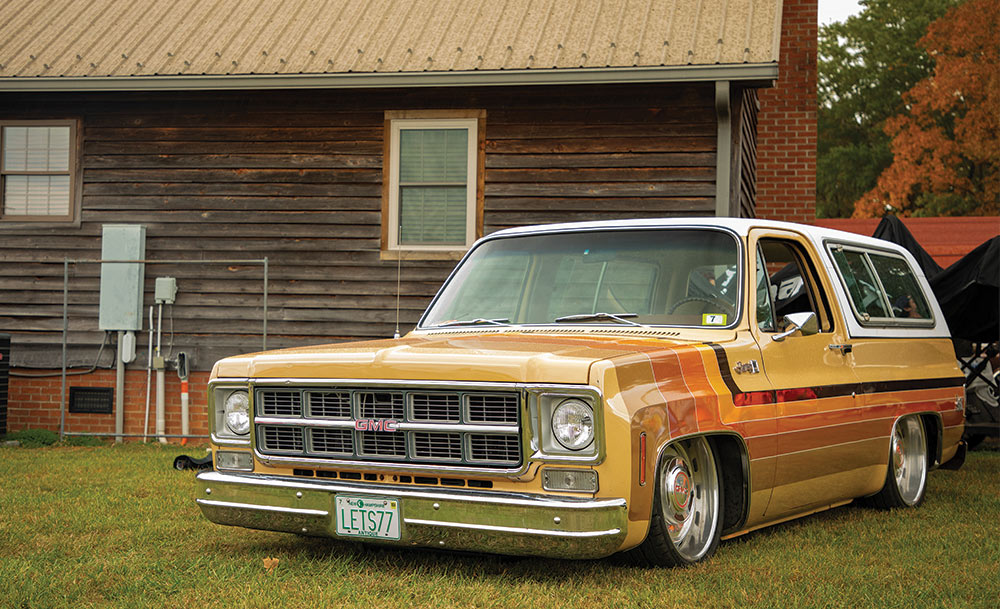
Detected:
[
  {"left": 863, "top": 416, "right": 928, "bottom": 509},
  {"left": 632, "top": 436, "right": 724, "bottom": 567}
]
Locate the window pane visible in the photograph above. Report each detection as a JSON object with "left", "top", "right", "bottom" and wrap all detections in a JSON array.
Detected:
[
  {"left": 399, "top": 129, "right": 468, "bottom": 183},
  {"left": 545, "top": 258, "right": 657, "bottom": 319},
  {"left": 868, "top": 254, "right": 931, "bottom": 319},
  {"left": 398, "top": 186, "right": 467, "bottom": 245},
  {"left": 3, "top": 126, "right": 70, "bottom": 172},
  {"left": 433, "top": 254, "right": 529, "bottom": 323},
  {"left": 423, "top": 229, "right": 738, "bottom": 327},
  {"left": 831, "top": 249, "right": 888, "bottom": 318},
  {"left": 3, "top": 175, "right": 70, "bottom": 216},
  {"left": 755, "top": 247, "right": 775, "bottom": 331}
]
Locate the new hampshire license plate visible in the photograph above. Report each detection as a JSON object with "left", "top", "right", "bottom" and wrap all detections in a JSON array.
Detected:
[{"left": 335, "top": 495, "right": 401, "bottom": 540}]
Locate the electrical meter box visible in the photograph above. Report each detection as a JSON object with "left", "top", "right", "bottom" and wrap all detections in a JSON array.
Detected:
[
  {"left": 99, "top": 225, "right": 146, "bottom": 331},
  {"left": 154, "top": 277, "right": 177, "bottom": 304}
]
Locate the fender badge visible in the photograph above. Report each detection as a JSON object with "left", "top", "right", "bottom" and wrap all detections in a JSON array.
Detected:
[{"left": 733, "top": 360, "right": 760, "bottom": 375}]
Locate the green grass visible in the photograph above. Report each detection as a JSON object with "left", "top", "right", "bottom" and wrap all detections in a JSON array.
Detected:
[{"left": 1, "top": 441, "right": 997, "bottom": 609}]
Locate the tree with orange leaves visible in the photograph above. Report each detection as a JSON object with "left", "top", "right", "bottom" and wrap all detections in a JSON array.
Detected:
[{"left": 853, "top": 0, "right": 999, "bottom": 218}]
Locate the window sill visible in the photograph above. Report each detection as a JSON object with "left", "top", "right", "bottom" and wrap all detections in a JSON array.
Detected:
[
  {"left": 380, "top": 249, "right": 467, "bottom": 261},
  {"left": 0, "top": 218, "right": 81, "bottom": 228}
]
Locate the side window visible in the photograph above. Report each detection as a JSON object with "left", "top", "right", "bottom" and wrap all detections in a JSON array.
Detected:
[
  {"left": 829, "top": 245, "right": 932, "bottom": 324},
  {"left": 757, "top": 239, "right": 832, "bottom": 332},
  {"left": 868, "top": 254, "right": 931, "bottom": 319},
  {"left": 830, "top": 248, "right": 888, "bottom": 319},
  {"left": 755, "top": 247, "right": 775, "bottom": 331}
]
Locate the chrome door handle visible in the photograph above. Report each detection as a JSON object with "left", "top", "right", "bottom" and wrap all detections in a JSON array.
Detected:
[{"left": 828, "top": 343, "right": 853, "bottom": 355}]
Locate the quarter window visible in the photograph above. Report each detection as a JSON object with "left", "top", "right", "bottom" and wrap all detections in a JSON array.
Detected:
[
  {"left": 831, "top": 248, "right": 888, "bottom": 319},
  {"left": 829, "top": 245, "right": 932, "bottom": 324},
  {"left": 1, "top": 121, "right": 77, "bottom": 222},
  {"left": 384, "top": 114, "right": 482, "bottom": 254},
  {"left": 868, "top": 253, "right": 932, "bottom": 320}
]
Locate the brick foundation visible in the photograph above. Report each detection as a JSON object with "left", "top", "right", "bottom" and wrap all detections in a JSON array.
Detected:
[
  {"left": 8, "top": 369, "right": 211, "bottom": 442},
  {"left": 756, "top": 0, "right": 817, "bottom": 223}
]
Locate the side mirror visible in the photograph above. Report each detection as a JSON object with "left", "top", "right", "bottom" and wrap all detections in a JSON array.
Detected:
[{"left": 771, "top": 311, "right": 819, "bottom": 342}]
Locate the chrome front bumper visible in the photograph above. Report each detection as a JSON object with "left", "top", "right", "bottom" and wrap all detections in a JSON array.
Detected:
[{"left": 195, "top": 471, "right": 628, "bottom": 559}]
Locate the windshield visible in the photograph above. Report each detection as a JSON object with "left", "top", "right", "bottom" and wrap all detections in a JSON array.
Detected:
[{"left": 420, "top": 228, "right": 741, "bottom": 328}]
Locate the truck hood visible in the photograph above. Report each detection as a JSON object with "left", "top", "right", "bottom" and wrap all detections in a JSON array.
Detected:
[{"left": 211, "top": 329, "right": 733, "bottom": 385}]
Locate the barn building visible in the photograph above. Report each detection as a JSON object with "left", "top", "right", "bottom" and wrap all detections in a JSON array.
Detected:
[{"left": 0, "top": 0, "right": 816, "bottom": 440}]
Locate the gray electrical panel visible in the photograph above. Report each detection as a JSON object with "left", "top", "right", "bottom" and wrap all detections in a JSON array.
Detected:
[{"left": 99, "top": 225, "right": 146, "bottom": 331}]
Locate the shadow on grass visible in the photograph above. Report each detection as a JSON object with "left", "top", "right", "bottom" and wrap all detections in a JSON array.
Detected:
[{"left": 234, "top": 532, "right": 630, "bottom": 582}]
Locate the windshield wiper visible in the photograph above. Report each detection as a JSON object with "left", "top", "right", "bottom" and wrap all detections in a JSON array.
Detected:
[
  {"left": 432, "top": 318, "right": 510, "bottom": 328},
  {"left": 554, "top": 312, "right": 643, "bottom": 326}
]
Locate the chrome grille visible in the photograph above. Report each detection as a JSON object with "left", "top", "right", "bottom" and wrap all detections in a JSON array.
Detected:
[
  {"left": 410, "top": 393, "right": 461, "bottom": 422},
  {"left": 359, "top": 431, "right": 406, "bottom": 457},
  {"left": 308, "top": 391, "right": 351, "bottom": 418},
  {"left": 412, "top": 432, "right": 463, "bottom": 460},
  {"left": 254, "top": 386, "right": 522, "bottom": 468},
  {"left": 261, "top": 425, "right": 303, "bottom": 452},
  {"left": 309, "top": 428, "right": 353, "bottom": 455},
  {"left": 357, "top": 391, "right": 405, "bottom": 419},
  {"left": 467, "top": 394, "right": 518, "bottom": 424},
  {"left": 260, "top": 391, "right": 302, "bottom": 416},
  {"left": 469, "top": 434, "right": 520, "bottom": 463}
]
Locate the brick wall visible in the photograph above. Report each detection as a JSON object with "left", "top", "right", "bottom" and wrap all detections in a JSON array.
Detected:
[
  {"left": 756, "top": 0, "right": 817, "bottom": 223},
  {"left": 8, "top": 370, "right": 210, "bottom": 441}
]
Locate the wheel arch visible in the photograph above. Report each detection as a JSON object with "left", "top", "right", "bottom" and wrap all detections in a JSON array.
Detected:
[
  {"left": 652, "top": 431, "right": 750, "bottom": 536},
  {"left": 916, "top": 411, "right": 944, "bottom": 470}
]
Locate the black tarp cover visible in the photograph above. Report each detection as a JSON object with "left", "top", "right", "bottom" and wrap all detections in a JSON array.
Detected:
[
  {"left": 869, "top": 216, "right": 998, "bottom": 343},
  {"left": 928, "top": 237, "right": 999, "bottom": 343},
  {"left": 872, "top": 215, "right": 944, "bottom": 278}
]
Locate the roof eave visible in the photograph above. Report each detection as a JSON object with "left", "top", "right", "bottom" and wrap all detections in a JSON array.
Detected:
[{"left": 0, "top": 63, "right": 778, "bottom": 92}]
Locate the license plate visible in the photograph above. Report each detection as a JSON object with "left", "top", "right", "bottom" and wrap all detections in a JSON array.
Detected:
[{"left": 335, "top": 495, "right": 401, "bottom": 540}]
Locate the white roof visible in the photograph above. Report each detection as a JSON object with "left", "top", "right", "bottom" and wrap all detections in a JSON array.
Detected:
[{"left": 488, "top": 217, "right": 901, "bottom": 249}]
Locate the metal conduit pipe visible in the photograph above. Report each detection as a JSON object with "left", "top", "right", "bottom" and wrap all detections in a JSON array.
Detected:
[
  {"left": 115, "top": 330, "right": 125, "bottom": 444},
  {"left": 143, "top": 305, "right": 154, "bottom": 442},
  {"left": 155, "top": 302, "right": 166, "bottom": 445}
]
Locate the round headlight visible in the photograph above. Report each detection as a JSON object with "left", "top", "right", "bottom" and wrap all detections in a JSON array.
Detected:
[
  {"left": 224, "top": 391, "right": 250, "bottom": 436},
  {"left": 551, "top": 399, "right": 594, "bottom": 450}
]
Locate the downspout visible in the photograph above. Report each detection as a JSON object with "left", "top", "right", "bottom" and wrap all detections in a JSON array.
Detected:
[{"left": 715, "top": 80, "right": 732, "bottom": 217}]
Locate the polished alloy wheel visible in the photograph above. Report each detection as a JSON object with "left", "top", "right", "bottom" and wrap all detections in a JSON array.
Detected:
[
  {"left": 891, "top": 417, "right": 927, "bottom": 506},
  {"left": 657, "top": 437, "right": 720, "bottom": 562}
]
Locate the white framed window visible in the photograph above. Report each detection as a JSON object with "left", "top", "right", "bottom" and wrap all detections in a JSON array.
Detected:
[
  {"left": 384, "top": 113, "right": 482, "bottom": 255},
  {"left": 1, "top": 120, "right": 79, "bottom": 223}
]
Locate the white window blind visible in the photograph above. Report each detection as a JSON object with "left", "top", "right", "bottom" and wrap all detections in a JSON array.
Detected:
[
  {"left": 388, "top": 117, "right": 477, "bottom": 251},
  {"left": 2, "top": 124, "right": 74, "bottom": 218}
]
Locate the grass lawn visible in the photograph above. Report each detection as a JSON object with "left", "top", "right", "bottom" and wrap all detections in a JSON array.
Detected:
[{"left": 1, "top": 441, "right": 997, "bottom": 609}]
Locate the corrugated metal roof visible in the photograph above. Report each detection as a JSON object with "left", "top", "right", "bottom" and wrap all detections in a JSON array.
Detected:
[{"left": 0, "top": 0, "right": 782, "bottom": 82}]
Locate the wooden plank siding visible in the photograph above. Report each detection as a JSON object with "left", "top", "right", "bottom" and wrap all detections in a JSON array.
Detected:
[
  {"left": 0, "top": 82, "right": 748, "bottom": 370},
  {"left": 736, "top": 89, "right": 760, "bottom": 219}
]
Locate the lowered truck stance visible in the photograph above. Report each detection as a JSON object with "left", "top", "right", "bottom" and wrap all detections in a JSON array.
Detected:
[{"left": 196, "top": 218, "right": 965, "bottom": 566}]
